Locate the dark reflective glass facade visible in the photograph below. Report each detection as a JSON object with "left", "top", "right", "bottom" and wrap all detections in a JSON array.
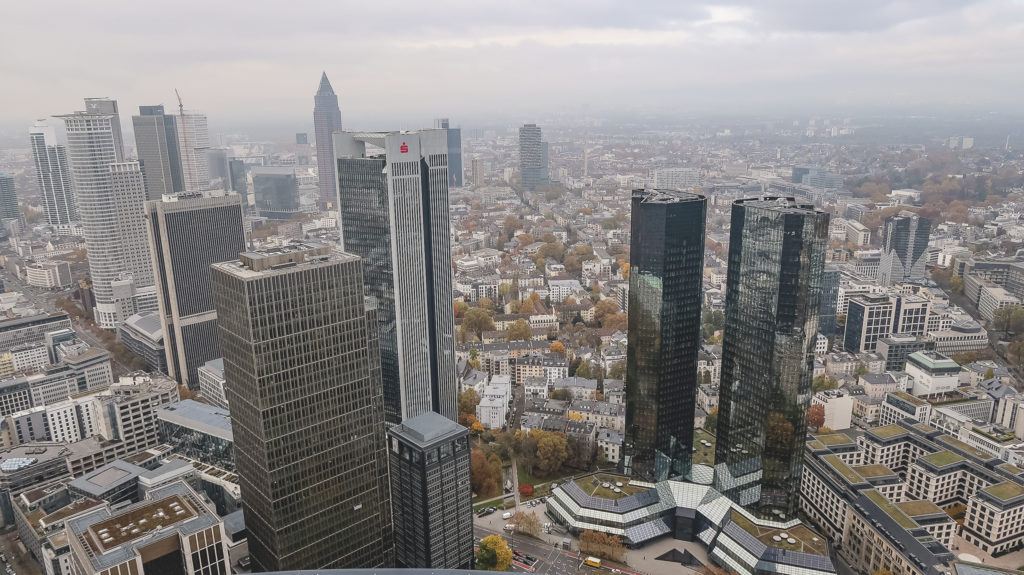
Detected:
[
  {"left": 713, "top": 197, "right": 829, "bottom": 519},
  {"left": 212, "top": 248, "right": 393, "bottom": 571},
  {"left": 624, "top": 189, "right": 706, "bottom": 482}
]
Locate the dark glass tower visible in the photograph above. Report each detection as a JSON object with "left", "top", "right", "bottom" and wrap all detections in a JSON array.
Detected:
[
  {"left": 388, "top": 411, "right": 473, "bottom": 569},
  {"left": 818, "top": 264, "right": 840, "bottom": 336},
  {"left": 211, "top": 243, "right": 393, "bottom": 571},
  {"left": 878, "top": 211, "right": 931, "bottom": 286},
  {"left": 0, "top": 174, "right": 18, "bottom": 224},
  {"left": 713, "top": 197, "right": 829, "bottom": 519},
  {"left": 146, "top": 192, "right": 245, "bottom": 387},
  {"left": 623, "top": 189, "right": 706, "bottom": 482},
  {"left": 314, "top": 72, "right": 343, "bottom": 207}
]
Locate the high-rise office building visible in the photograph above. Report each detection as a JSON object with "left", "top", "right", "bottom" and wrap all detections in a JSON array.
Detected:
[
  {"left": 211, "top": 242, "right": 393, "bottom": 571},
  {"left": 334, "top": 130, "right": 458, "bottom": 424},
  {"left": 623, "top": 189, "right": 706, "bottom": 482},
  {"left": 132, "top": 105, "right": 183, "bottom": 199},
  {"left": 434, "top": 118, "right": 463, "bottom": 187},
  {"left": 0, "top": 174, "right": 18, "bottom": 224},
  {"left": 147, "top": 191, "right": 245, "bottom": 388},
  {"left": 29, "top": 120, "right": 78, "bottom": 226},
  {"left": 228, "top": 159, "right": 248, "bottom": 202},
  {"left": 714, "top": 197, "right": 829, "bottom": 519},
  {"left": 878, "top": 211, "right": 931, "bottom": 286},
  {"left": 252, "top": 166, "right": 301, "bottom": 220},
  {"left": 819, "top": 265, "right": 840, "bottom": 336},
  {"left": 471, "top": 157, "right": 485, "bottom": 187},
  {"left": 174, "top": 110, "right": 210, "bottom": 192},
  {"left": 388, "top": 411, "right": 473, "bottom": 569},
  {"left": 108, "top": 162, "right": 154, "bottom": 288},
  {"left": 60, "top": 100, "right": 153, "bottom": 328},
  {"left": 518, "top": 123, "right": 548, "bottom": 191},
  {"left": 314, "top": 72, "right": 342, "bottom": 207}
]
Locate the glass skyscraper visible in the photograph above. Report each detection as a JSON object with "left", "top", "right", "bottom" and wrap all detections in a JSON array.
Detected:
[
  {"left": 334, "top": 130, "right": 458, "bottom": 424},
  {"left": 29, "top": 119, "right": 77, "bottom": 226},
  {"left": 211, "top": 242, "right": 393, "bottom": 571},
  {"left": 623, "top": 188, "right": 706, "bottom": 482},
  {"left": 518, "top": 123, "right": 548, "bottom": 191},
  {"left": 878, "top": 211, "right": 931, "bottom": 286},
  {"left": 713, "top": 197, "right": 829, "bottom": 519},
  {"left": 132, "top": 104, "right": 184, "bottom": 199}
]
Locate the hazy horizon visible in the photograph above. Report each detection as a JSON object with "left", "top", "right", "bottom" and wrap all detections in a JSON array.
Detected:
[{"left": 3, "top": 0, "right": 1024, "bottom": 141}]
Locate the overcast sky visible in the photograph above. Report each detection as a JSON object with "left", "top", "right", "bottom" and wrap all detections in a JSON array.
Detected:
[{"left": 3, "top": 1, "right": 1023, "bottom": 133}]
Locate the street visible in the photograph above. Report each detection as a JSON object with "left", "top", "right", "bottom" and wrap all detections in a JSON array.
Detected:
[{"left": 0, "top": 526, "right": 42, "bottom": 575}]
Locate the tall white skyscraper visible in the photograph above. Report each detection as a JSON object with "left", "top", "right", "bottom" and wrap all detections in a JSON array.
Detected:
[
  {"left": 334, "top": 129, "right": 458, "bottom": 423},
  {"left": 175, "top": 111, "right": 210, "bottom": 191},
  {"left": 59, "top": 99, "right": 153, "bottom": 328},
  {"left": 29, "top": 120, "right": 78, "bottom": 226}
]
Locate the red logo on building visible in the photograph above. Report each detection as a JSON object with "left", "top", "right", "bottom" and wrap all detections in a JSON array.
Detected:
[{"left": 400, "top": 142, "right": 409, "bottom": 153}]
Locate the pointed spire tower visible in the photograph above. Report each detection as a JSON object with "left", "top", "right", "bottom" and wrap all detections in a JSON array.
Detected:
[{"left": 314, "top": 72, "right": 343, "bottom": 207}]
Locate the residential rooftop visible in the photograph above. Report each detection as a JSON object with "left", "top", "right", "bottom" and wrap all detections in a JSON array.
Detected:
[
  {"left": 816, "top": 433, "right": 855, "bottom": 447},
  {"left": 869, "top": 425, "right": 909, "bottom": 440},
  {"left": 920, "top": 450, "right": 966, "bottom": 468},
  {"left": 852, "top": 464, "right": 895, "bottom": 479},
  {"left": 895, "top": 499, "right": 945, "bottom": 518}
]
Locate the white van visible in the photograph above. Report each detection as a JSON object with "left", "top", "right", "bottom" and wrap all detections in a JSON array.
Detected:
[
  {"left": 502, "top": 511, "right": 513, "bottom": 520},
  {"left": 504, "top": 524, "right": 516, "bottom": 531}
]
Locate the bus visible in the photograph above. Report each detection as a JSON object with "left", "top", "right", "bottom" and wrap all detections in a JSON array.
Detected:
[{"left": 585, "top": 557, "right": 602, "bottom": 568}]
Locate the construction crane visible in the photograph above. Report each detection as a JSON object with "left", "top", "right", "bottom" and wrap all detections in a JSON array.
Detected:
[{"left": 175, "top": 88, "right": 194, "bottom": 190}]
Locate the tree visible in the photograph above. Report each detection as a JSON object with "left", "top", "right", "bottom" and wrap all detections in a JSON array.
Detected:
[
  {"left": 454, "top": 301, "right": 469, "bottom": 318},
  {"left": 462, "top": 308, "right": 495, "bottom": 340},
  {"left": 1009, "top": 340, "right": 1024, "bottom": 365},
  {"left": 950, "top": 276, "right": 964, "bottom": 295},
  {"left": 471, "top": 421, "right": 484, "bottom": 435},
  {"left": 594, "top": 299, "right": 620, "bottom": 325},
  {"left": 853, "top": 363, "right": 869, "bottom": 377},
  {"left": 511, "top": 511, "right": 542, "bottom": 538},
  {"left": 808, "top": 404, "right": 826, "bottom": 431},
  {"left": 813, "top": 375, "right": 838, "bottom": 393},
  {"left": 550, "top": 341, "right": 566, "bottom": 355},
  {"left": 575, "top": 361, "right": 592, "bottom": 379},
  {"left": 538, "top": 242, "right": 565, "bottom": 262},
  {"left": 459, "top": 412, "right": 477, "bottom": 428},
  {"left": 550, "top": 389, "right": 572, "bottom": 401},
  {"left": 470, "top": 449, "right": 498, "bottom": 497},
  {"left": 579, "top": 530, "right": 626, "bottom": 562},
  {"left": 984, "top": 367, "right": 995, "bottom": 380},
  {"left": 818, "top": 426, "right": 835, "bottom": 434},
  {"left": 507, "top": 319, "right": 532, "bottom": 342},
  {"left": 477, "top": 297, "right": 496, "bottom": 313},
  {"left": 459, "top": 389, "right": 481, "bottom": 416},
  {"left": 620, "top": 262, "right": 630, "bottom": 279},
  {"left": 476, "top": 534, "right": 513, "bottom": 571},
  {"left": 533, "top": 430, "right": 569, "bottom": 476},
  {"left": 704, "top": 407, "right": 719, "bottom": 433},
  {"left": 601, "top": 217, "right": 619, "bottom": 230},
  {"left": 516, "top": 233, "right": 535, "bottom": 246},
  {"left": 518, "top": 293, "right": 541, "bottom": 314},
  {"left": 602, "top": 313, "right": 628, "bottom": 332},
  {"left": 607, "top": 359, "right": 626, "bottom": 380},
  {"left": 518, "top": 483, "right": 534, "bottom": 497},
  {"left": 503, "top": 216, "right": 521, "bottom": 240}
]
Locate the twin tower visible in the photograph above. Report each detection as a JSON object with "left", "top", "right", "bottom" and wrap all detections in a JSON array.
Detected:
[{"left": 625, "top": 190, "right": 829, "bottom": 519}]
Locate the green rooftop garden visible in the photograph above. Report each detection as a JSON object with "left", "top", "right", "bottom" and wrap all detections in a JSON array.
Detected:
[
  {"left": 936, "top": 435, "right": 993, "bottom": 460},
  {"left": 730, "top": 511, "right": 829, "bottom": 556},
  {"left": 895, "top": 500, "right": 943, "bottom": 518},
  {"left": 920, "top": 450, "right": 965, "bottom": 467},
  {"left": 575, "top": 473, "right": 649, "bottom": 500},
  {"left": 870, "top": 425, "right": 909, "bottom": 439},
  {"left": 816, "top": 433, "right": 854, "bottom": 447},
  {"left": 852, "top": 464, "right": 894, "bottom": 479},
  {"left": 693, "top": 429, "right": 716, "bottom": 466},
  {"left": 865, "top": 490, "right": 918, "bottom": 530},
  {"left": 983, "top": 481, "right": 1024, "bottom": 501},
  {"left": 823, "top": 455, "right": 864, "bottom": 484}
]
